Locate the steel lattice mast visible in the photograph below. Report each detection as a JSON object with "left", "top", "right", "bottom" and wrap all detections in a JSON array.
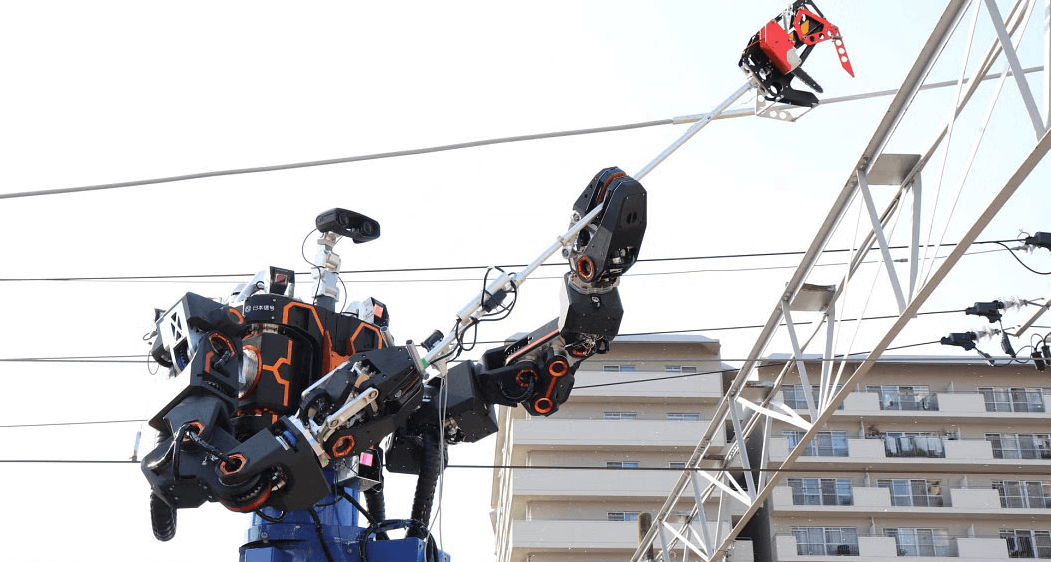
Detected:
[{"left": 628, "top": 0, "right": 1051, "bottom": 561}]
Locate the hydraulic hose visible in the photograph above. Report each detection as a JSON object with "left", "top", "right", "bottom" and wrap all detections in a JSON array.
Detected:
[{"left": 408, "top": 427, "right": 443, "bottom": 539}]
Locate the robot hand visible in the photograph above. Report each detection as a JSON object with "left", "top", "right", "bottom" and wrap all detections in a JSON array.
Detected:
[
  {"left": 293, "top": 346, "right": 425, "bottom": 460},
  {"left": 739, "top": 0, "right": 853, "bottom": 108}
]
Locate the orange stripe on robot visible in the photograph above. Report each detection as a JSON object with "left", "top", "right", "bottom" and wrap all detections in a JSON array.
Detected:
[{"left": 349, "top": 322, "right": 384, "bottom": 355}]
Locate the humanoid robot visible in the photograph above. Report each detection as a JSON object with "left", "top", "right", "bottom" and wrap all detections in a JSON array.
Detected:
[{"left": 140, "top": 167, "right": 647, "bottom": 560}]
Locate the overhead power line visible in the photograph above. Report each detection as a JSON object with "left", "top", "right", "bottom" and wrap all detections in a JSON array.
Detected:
[
  {"left": 3, "top": 67, "right": 1039, "bottom": 202},
  {"left": 0, "top": 119, "right": 672, "bottom": 200},
  {"left": 0, "top": 307, "right": 977, "bottom": 365},
  {"left": 0, "top": 239, "right": 1022, "bottom": 284},
  {"left": 0, "top": 335, "right": 1026, "bottom": 431},
  {"left": 1, "top": 458, "right": 1046, "bottom": 477},
  {"left": 0, "top": 419, "right": 147, "bottom": 429}
]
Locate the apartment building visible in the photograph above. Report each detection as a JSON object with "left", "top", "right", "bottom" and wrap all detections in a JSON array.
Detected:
[
  {"left": 490, "top": 334, "right": 741, "bottom": 562},
  {"left": 490, "top": 338, "right": 1051, "bottom": 562},
  {"left": 749, "top": 357, "right": 1051, "bottom": 561}
]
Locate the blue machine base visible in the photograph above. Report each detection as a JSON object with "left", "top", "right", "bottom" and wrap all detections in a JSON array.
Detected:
[
  {"left": 241, "top": 531, "right": 444, "bottom": 562},
  {"left": 238, "top": 483, "right": 449, "bottom": 562}
]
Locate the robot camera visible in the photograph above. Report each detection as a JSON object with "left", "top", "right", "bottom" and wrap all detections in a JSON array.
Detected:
[{"left": 316, "top": 208, "right": 381, "bottom": 244}]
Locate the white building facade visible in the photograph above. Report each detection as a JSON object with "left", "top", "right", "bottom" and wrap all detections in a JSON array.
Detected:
[{"left": 491, "top": 337, "right": 1051, "bottom": 562}]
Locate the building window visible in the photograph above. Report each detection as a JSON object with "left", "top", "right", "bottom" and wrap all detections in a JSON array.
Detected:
[
  {"left": 979, "top": 387, "right": 1046, "bottom": 412},
  {"left": 1001, "top": 529, "right": 1051, "bottom": 558},
  {"left": 782, "top": 384, "right": 845, "bottom": 410},
  {"left": 882, "top": 432, "right": 945, "bottom": 458},
  {"left": 604, "top": 412, "right": 638, "bottom": 420},
  {"left": 877, "top": 479, "right": 944, "bottom": 507},
  {"left": 885, "top": 528, "right": 953, "bottom": 557},
  {"left": 866, "top": 385, "right": 938, "bottom": 411},
  {"left": 606, "top": 461, "right": 639, "bottom": 469},
  {"left": 787, "top": 478, "right": 853, "bottom": 506},
  {"left": 791, "top": 526, "right": 859, "bottom": 556},
  {"left": 667, "top": 413, "right": 700, "bottom": 422},
  {"left": 607, "top": 511, "right": 640, "bottom": 522},
  {"left": 669, "top": 462, "right": 687, "bottom": 469},
  {"left": 986, "top": 433, "right": 1051, "bottom": 459},
  {"left": 994, "top": 481, "right": 1051, "bottom": 508},
  {"left": 665, "top": 365, "right": 697, "bottom": 374},
  {"left": 603, "top": 364, "right": 636, "bottom": 373},
  {"left": 784, "top": 430, "right": 849, "bottom": 457}
]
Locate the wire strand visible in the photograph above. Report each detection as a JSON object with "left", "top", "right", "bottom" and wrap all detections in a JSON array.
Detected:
[
  {"left": 0, "top": 119, "right": 672, "bottom": 201},
  {"left": 2, "top": 458, "right": 1047, "bottom": 477},
  {"left": 0, "top": 239, "right": 1018, "bottom": 284}
]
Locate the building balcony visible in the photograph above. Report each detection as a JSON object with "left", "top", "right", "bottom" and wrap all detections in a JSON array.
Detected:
[
  {"left": 510, "top": 418, "right": 720, "bottom": 451},
  {"left": 509, "top": 468, "right": 685, "bottom": 501},
  {"left": 511, "top": 519, "right": 641, "bottom": 551},
  {"left": 507, "top": 519, "right": 733, "bottom": 562},
  {"left": 572, "top": 367, "right": 725, "bottom": 401},
  {"left": 767, "top": 437, "right": 1051, "bottom": 471},
  {"left": 768, "top": 485, "right": 1005, "bottom": 516},
  {"left": 824, "top": 391, "right": 1051, "bottom": 422},
  {"left": 772, "top": 533, "right": 1009, "bottom": 560}
]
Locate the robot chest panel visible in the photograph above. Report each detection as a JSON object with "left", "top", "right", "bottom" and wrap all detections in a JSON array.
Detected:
[{"left": 239, "top": 331, "right": 315, "bottom": 415}]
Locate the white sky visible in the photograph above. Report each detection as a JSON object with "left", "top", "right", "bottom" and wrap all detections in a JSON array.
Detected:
[{"left": 2, "top": 2, "right": 1050, "bottom": 561}]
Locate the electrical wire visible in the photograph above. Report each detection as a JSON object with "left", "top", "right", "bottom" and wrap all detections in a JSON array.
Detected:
[
  {"left": 0, "top": 306, "right": 965, "bottom": 365},
  {"left": 445, "top": 464, "right": 1051, "bottom": 476},
  {"left": 993, "top": 240, "right": 1051, "bottom": 275},
  {"left": 0, "top": 119, "right": 673, "bottom": 201},
  {"left": 0, "top": 419, "right": 146, "bottom": 429},
  {"left": 0, "top": 238, "right": 1022, "bottom": 284},
  {"left": 0, "top": 338, "right": 1017, "bottom": 432},
  {"left": 308, "top": 508, "right": 337, "bottom": 562},
  {"left": 338, "top": 487, "right": 378, "bottom": 526},
  {"left": 253, "top": 509, "right": 286, "bottom": 523},
  {"left": 573, "top": 340, "right": 943, "bottom": 391},
  {"left": 0, "top": 355, "right": 145, "bottom": 363},
  {"left": 6, "top": 67, "right": 1041, "bottom": 204},
  {"left": 5, "top": 457, "right": 1050, "bottom": 477},
  {"left": 0, "top": 304, "right": 1012, "bottom": 365}
]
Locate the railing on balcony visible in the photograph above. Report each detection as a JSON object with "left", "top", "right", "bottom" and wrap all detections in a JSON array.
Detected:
[
  {"left": 979, "top": 387, "right": 1046, "bottom": 413},
  {"left": 789, "top": 527, "right": 860, "bottom": 556},
  {"left": 877, "top": 479, "right": 945, "bottom": 507},
  {"left": 986, "top": 433, "right": 1051, "bottom": 460},
  {"left": 866, "top": 385, "right": 938, "bottom": 411},
  {"left": 994, "top": 480, "right": 1051, "bottom": 508},
  {"left": 879, "top": 435, "right": 946, "bottom": 458},
  {"left": 777, "top": 531, "right": 998, "bottom": 559},
  {"left": 1001, "top": 530, "right": 1051, "bottom": 559},
  {"left": 885, "top": 528, "right": 957, "bottom": 557}
]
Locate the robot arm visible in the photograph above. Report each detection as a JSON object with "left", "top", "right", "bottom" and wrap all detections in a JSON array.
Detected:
[
  {"left": 142, "top": 290, "right": 334, "bottom": 535},
  {"left": 401, "top": 167, "right": 648, "bottom": 444},
  {"left": 376, "top": 168, "right": 646, "bottom": 539}
]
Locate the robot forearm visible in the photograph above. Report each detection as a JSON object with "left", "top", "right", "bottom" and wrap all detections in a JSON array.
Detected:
[{"left": 421, "top": 166, "right": 648, "bottom": 440}]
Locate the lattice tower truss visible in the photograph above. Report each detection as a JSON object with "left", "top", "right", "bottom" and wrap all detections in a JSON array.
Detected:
[{"left": 631, "top": 1, "right": 1051, "bottom": 560}]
